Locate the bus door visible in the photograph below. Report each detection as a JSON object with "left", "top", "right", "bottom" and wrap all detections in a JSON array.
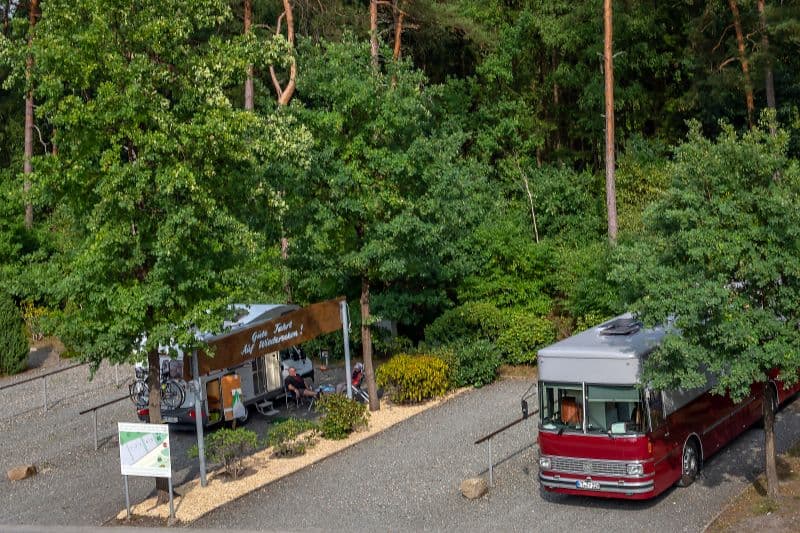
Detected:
[{"left": 647, "top": 390, "right": 676, "bottom": 483}]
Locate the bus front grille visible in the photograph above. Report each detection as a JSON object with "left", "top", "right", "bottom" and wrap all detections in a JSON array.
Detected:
[{"left": 550, "top": 457, "right": 628, "bottom": 476}]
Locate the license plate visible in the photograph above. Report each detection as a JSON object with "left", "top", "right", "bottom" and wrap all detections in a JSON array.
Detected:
[
  {"left": 576, "top": 480, "right": 600, "bottom": 490},
  {"left": 163, "top": 416, "right": 178, "bottom": 423}
]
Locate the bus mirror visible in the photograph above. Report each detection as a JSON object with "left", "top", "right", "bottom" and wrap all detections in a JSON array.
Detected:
[{"left": 521, "top": 399, "right": 529, "bottom": 419}]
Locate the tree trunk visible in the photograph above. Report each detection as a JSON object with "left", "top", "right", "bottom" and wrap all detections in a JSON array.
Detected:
[
  {"left": 392, "top": 0, "right": 404, "bottom": 61},
  {"left": 729, "top": 0, "right": 755, "bottom": 128},
  {"left": 3, "top": 0, "right": 11, "bottom": 36},
  {"left": 23, "top": 0, "right": 38, "bottom": 230},
  {"left": 360, "top": 277, "right": 379, "bottom": 412},
  {"left": 763, "top": 383, "right": 779, "bottom": 498},
  {"left": 370, "top": 0, "right": 379, "bottom": 70},
  {"left": 757, "top": 0, "right": 776, "bottom": 135},
  {"left": 269, "top": 0, "right": 296, "bottom": 106},
  {"left": 146, "top": 347, "right": 170, "bottom": 502},
  {"left": 603, "top": 0, "right": 618, "bottom": 243},
  {"left": 244, "top": 0, "right": 254, "bottom": 111}
]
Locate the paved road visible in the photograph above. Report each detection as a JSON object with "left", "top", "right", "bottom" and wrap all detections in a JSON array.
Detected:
[
  {"left": 194, "top": 379, "right": 800, "bottom": 533},
  {"left": 0, "top": 351, "right": 344, "bottom": 527}
]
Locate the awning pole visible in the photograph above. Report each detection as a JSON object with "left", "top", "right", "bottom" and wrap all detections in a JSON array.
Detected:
[
  {"left": 192, "top": 350, "right": 207, "bottom": 487},
  {"left": 340, "top": 301, "right": 353, "bottom": 399}
]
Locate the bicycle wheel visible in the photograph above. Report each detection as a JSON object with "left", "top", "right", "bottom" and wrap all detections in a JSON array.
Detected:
[
  {"left": 161, "top": 380, "right": 185, "bottom": 410},
  {"left": 129, "top": 380, "right": 149, "bottom": 407}
]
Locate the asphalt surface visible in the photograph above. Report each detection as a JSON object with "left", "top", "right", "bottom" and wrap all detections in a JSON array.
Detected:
[
  {"left": 193, "top": 379, "right": 800, "bottom": 533},
  {"left": 0, "top": 348, "right": 343, "bottom": 527}
]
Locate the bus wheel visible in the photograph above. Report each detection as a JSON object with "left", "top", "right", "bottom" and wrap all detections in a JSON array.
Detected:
[{"left": 678, "top": 440, "right": 699, "bottom": 487}]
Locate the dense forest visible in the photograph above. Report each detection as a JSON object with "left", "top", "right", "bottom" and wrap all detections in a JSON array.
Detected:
[{"left": 2, "top": 0, "right": 800, "bottom": 408}]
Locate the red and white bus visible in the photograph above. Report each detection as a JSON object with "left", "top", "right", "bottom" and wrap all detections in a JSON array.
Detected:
[{"left": 536, "top": 315, "right": 800, "bottom": 499}]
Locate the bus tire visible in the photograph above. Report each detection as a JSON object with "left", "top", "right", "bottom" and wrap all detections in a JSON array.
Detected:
[{"left": 678, "top": 440, "right": 700, "bottom": 487}]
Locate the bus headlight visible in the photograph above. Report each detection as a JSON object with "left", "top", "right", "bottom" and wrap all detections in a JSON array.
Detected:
[
  {"left": 539, "top": 457, "right": 552, "bottom": 470},
  {"left": 626, "top": 463, "right": 643, "bottom": 476}
]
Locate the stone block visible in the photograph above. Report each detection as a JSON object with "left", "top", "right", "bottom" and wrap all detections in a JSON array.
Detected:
[
  {"left": 460, "top": 477, "right": 488, "bottom": 499},
  {"left": 7, "top": 465, "right": 37, "bottom": 481}
]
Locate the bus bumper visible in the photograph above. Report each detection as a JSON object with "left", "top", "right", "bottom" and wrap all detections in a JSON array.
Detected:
[{"left": 539, "top": 472, "right": 655, "bottom": 498}]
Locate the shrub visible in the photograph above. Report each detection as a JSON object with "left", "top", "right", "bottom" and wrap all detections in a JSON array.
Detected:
[
  {"left": 20, "top": 300, "right": 47, "bottom": 342},
  {"left": 188, "top": 427, "right": 258, "bottom": 479},
  {"left": 495, "top": 311, "right": 555, "bottom": 364},
  {"left": 424, "top": 302, "right": 506, "bottom": 346},
  {"left": 0, "top": 294, "right": 28, "bottom": 375},
  {"left": 315, "top": 393, "right": 369, "bottom": 440},
  {"left": 444, "top": 340, "right": 501, "bottom": 388},
  {"left": 376, "top": 354, "right": 449, "bottom": 404},
  {"left": 267, "top": 418, "right": 318, "bottom": 457}
]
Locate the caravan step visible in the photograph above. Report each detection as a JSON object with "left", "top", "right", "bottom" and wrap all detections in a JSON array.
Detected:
[{"left": 254, "top": 400, "right": 279, "bottom": 417}]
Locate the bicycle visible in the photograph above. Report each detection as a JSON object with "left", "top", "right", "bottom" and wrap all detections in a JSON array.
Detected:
[{"left": 129, "top": 365, "right": 185, "bottom": 410}]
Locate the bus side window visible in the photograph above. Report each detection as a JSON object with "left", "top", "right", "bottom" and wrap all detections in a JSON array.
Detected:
[{"left": 648, "top": 390, "right": 666, "bottom": 430}]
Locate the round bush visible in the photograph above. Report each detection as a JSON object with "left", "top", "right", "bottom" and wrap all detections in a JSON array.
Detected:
[
  {"left": 376, "top": 354, "right": 449, "bottom": 404},
  {"left": 0, "top": 294, "right": 28, "bottom": 375},
  {"left": 424, "top": 302, "right": 506, "bottom": 346},
  {"left": 496, "top": 312, "right": 555, "bottom": 365},
  {"left": 315, "top": 393, "right": 369, "bottom": 440}
]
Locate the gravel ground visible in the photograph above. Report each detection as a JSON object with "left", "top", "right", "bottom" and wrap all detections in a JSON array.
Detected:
[
  {"left": 193, "top": 379, "right": 800, "bottom": 533},
  {"left": 0, "top": 349, "right": 347, "bottom": 527}
]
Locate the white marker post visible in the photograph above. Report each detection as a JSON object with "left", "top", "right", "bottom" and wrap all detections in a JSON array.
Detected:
[{"left": 340, "top": 300, "right": 353, "bottom": 399}]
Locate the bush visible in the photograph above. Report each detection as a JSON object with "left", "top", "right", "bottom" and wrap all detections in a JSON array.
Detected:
[
  {"left": 267, "top": 418, "right": 318, "bottom": 457},
  {"left": 20, "top": 300, "right": 47, "bottom": 342},
  {"left": 376, "top": 354, "right": 449, "bottom": 404},
  {"left": 0, "top": 294, "right": 28, "bottom": 375},
  {"left": 424, "top": 302, "right": 506, "bottom": 346},
  {"left": 315, "top": 393, "right": 369, "bottom": 440},
  {"left": 495, "top": 311, "right": 555, "bottom": 364},
  {"left": 188, "top": 427, "right": 258, "bottom": 479},
  {"left": 442, "top": 340, "right": 502, "bottom": 388}
]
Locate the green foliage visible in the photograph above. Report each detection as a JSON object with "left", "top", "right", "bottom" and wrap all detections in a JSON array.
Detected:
[
  {"left": 495, "top": 311, "right": 555, "bottom": 365},
  {"left": 10, "top": 0, "right": 310, "bottom": 371},
  {"left": 376, "top": 354, "right": 450, "bottom": 403},
  {"left": 0, "top": 293, "right": 28, "bottom": 375},
  {"left": 424, "top": 301, "right": 506, "bottom": 346},
  {"left": 614, "top": 119, "right": 800, "bottom": 401},
  {"left": 267, "top": 418, "right": 318, "bottom": 457},
  {"left": 315, "top": 393, "right": 369, "bottom": 440},
  {"left": 188, "top": 427, "right": 259, "bottom": 479},
  {"left": 437, "top": 340, "right": 501, "bottom": 388},
  {"left": 285, "top": 36, "right": 489, "bottom": 330}
]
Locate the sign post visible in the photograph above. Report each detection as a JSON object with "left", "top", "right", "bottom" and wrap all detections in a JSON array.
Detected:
[{"left": 118, "top": 422, "right": 174, "bottom": 519}]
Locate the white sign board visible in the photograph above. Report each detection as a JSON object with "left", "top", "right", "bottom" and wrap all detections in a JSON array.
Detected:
[{"left": 118, "top": 422, "right": 172, "bottom": 478}]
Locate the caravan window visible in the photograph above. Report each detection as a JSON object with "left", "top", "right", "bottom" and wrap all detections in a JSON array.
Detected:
[
  {"left": 585, "top": 385, "right": 644, "bottom": 434},
  {"left": 540, "top": 382, "right": 584, "bottom": 431}
]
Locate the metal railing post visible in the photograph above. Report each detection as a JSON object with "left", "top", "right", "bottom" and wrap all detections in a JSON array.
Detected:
[
  {"left": 93, "top": 410, "right": 98, "bottom": 450},
  {"left": 43, "top": 377, "right": 47, "bottom": 411},
  {"left": 488, "top": 438, "right": 493, "bottom": 487}
]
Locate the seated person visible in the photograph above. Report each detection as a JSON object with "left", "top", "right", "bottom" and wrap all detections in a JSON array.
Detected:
[
  {"left": 336, "top": 362, "right": 364, "bottom": 394},
  {"left": 284, "top": 367, "right": 317, "bottom": 399}
]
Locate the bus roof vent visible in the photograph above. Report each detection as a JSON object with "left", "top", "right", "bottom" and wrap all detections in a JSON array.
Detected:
[{"left": 600, "top": 317, "right": 642, "bottom": 336}]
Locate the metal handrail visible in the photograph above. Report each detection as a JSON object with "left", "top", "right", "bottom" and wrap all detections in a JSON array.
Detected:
[
  {"left": 474, "top": 399, "right": 538, "bottom": 487},
  {"left": 0, "top": 362, "right": 85, "bottom": 391},
  {"left": 79, "top": 393, "right": 129, "bottom": 450}
]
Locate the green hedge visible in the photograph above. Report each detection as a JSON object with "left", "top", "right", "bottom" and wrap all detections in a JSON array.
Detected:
[
  {"left": 0, "top": 294, "right": 28, "bottom": 375},
  {"left": 438, "top": 340, "right": 501, "bottom": 388},
  {"left": 376, "top": 354, "right": 449, "bottom": 403}
]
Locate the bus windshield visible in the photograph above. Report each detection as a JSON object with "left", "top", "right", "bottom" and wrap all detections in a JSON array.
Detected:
[
  {"left": 585, "top": 385, "right": 644, "bottom": 435},
  {"left": 539, "top": 382, "right": 645, "bottom": 435}
]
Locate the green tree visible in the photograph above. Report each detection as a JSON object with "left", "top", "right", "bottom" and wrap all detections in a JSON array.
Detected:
[
  {"left": 614, "top": 118, "right": 800, "bottom": 498},
  {"left": 286, "top": 37, "right": 488, "bottom": 408},
  {"left": 4, "top": 0, "right": 309, "bottom": 497}
]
